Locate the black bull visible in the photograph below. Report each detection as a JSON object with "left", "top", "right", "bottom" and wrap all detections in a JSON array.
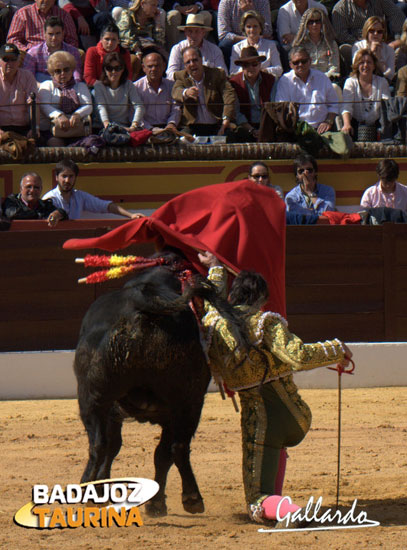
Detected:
[{"left": 74, "top": 254, "right": 245, "bottom": 516}]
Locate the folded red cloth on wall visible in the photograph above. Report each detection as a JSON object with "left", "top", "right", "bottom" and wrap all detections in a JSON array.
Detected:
[
  {"left": 129, "top": 129, "right": 152, "bottom": 147},
  {"left": 322, "top": 211, "right": 362, "bottom": 225}
]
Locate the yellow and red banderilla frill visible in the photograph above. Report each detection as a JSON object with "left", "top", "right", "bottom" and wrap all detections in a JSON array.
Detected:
[{"left": 75, "top": 254, "right": 166, "bottom": 284}]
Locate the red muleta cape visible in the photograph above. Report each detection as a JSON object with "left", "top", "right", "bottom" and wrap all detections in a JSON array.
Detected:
[{"left": 63, "top": 179, "right": 287, "bottom": 316}]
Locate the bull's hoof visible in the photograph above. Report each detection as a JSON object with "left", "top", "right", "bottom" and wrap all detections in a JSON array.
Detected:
[
  {"left": 182, "top": 493, "right": 205, "bottom": 514},
  {"left": 145, "top": 498, "right": 168, "bottom": 517}
]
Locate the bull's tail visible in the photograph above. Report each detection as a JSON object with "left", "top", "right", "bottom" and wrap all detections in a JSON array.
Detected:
[
  {"left": 136, "top": 276, "right": 251, "bottom": 354},
  {"left": 135, "top": 276, "right": 218, "bottom": 315}
]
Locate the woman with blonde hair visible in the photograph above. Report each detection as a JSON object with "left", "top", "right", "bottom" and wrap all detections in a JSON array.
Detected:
[
  {"left": 341, "top": 48, "right": 390, "bottom": 139},
  {"left": 352, "top": 16, "right": 395, "bottom": 82},
  {"left": 117, "top": 0, "right": 165, "bottom": 52},
  {"left": 230, "top": 10, "right": 282, "bottom": 77},
  {"left": 38, "top": 51, "right": 92, "bottom": 146},
  {"left": 117, "top": 0, "right": 167, "bottom": 80},
  {"left": 395, "top": 19, "right": 407, "bottom": 71},
  {"left": 292, "top": 7, "right": 339, "bottom": 79}
]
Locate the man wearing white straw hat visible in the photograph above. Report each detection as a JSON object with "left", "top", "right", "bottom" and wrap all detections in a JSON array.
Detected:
[
  {"left": 164, "top": 0, "right": 212, "bottom": 48},
  {"left": 167, "top": 13, "right": 227, "bottom": 79}
]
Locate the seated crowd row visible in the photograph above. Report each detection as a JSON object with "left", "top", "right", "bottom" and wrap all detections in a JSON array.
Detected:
[
  {"left": 3, "top": 0, "right": 407, "bottom": 143},
  {"left": 1, "top": 157, "right": 405, "bottom": 227}
]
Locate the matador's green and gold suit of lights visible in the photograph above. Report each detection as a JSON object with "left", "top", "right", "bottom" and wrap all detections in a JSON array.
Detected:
[{"left": 202, "top": 266, "right": 346, "bottom": 522}]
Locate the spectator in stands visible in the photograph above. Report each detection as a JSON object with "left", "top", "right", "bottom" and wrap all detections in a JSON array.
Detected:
[
  {"left": 291, "top": 7, "right": 339, "bottom": 79},
  {"left": 43, "top": 159, "right": 143, "bottom": 219},
  {"left": 0, "top": 0, "right": 22, "bottom": 46},
  {"left": 230, "top": 10, "right": 282, "bottom": 77},
  {"left": 163, "top": 0, "right": 212, "bottom": 49},
  {"left": 117, "top": 0, "right": 166, "bottom": 80},
  {"left": 59, "top": 0, "right": 113, "bottom": 49},
  {"left": 248, "top": 161, "right": 284, "bottom": 199},
  {"left": 277, "top": 0, "right": 327, "bottom": 51},
  {"left": 23, "top": 16, "right": 82, "bottom": 83},
  {"left": 0, "top": 43, "right": 38, "bottom": 137},
  {"left": 285, "top": 153, "right": 336, "bottom": 214},
  {"left": 94, "top": 52, "right": 144, "bottom": 130},
  {"left": 341, "top": 49, "right": 390, "bottom": 139},
  {"left": 134, "top": 51, "right": 181, "bottom": 129},
  {"left": 396, "top": 62, "right": 407, "bottom": 95},
  {"left": 230, "top": 46, "right": 275, "bottom": 142},
  {"left": 395, "top": 19, "right": 407, "bottom": 70},
  {"left": 275, "top": 46, "right": 338, "bottom": 134},
  {"left": 38, "top": 51, "right": 92, "bottom": 146},
  {"left": 111, "top": 0, "right": 133, "bottom": 22},
  {"left": 2, "top": 172, "right": 67, "bottom": 227},
  {"left": 7, "top": 0, "right": 78, "bottom": 51},
  {"left": 360, "top": 159, "right": 407, "bottom": 210},
  {"left": 84, "top": 22, "right": 132, "bottom": 86},
  {"left": 166, "top": 13, "right": 227, "bottom": 80},
  {"left": 117, "top": 0, "right": 166, "bottom": 53},
  {"left": 217, "top": 0, "right": 272, "bottom": 65},
  {"left": 352, "top": 16, "right": 395, "bottom": 82},
  {"left": 172, "top": 45, "right": 236, "bottom": 136},
  {"left": 332, "top": 0, "right": 404, "bottom": 49}
]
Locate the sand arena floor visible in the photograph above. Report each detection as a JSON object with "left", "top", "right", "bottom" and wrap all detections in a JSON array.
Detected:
[{"left": 1, "top": 387, "right": 406, "bottom": 550}]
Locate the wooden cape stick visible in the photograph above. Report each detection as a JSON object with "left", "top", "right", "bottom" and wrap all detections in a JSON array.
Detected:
[{"left": 328, "top": 359, "right": 355, "bottom": 509}]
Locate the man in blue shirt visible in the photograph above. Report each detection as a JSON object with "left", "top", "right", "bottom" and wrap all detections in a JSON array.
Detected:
[
  {"left": 43, "top": 159, "right": 144, "bottom": 220},
  {"left": 285, "top": 153, "right": 336, "bottom": 215}
]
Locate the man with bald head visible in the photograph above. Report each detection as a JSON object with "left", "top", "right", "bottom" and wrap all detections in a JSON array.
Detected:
[
  {"left": 2, "top": 172, "right": 66, "bottom": 227},
  {"left": 134, "top": 51, "right": 181, "bottom": 131}
]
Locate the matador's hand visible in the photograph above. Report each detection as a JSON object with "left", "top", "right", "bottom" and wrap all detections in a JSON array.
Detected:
[{"left": 198, "top": 250, "right": 221, "bottom": 268}]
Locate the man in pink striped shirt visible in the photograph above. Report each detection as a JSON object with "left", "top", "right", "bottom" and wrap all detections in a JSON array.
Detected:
[{"left": 7, "top": 0, "right": 78, "bottom": 51}]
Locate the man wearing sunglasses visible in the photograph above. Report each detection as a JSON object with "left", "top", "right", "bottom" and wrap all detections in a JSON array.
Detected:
[
  {"left": 285, "top": 153, "right": 336, "bottom": 214},
  {"left": 275, "top": 46, "right": 338, "bottom": 135},
  {"left": 0, "top": 43, "right": 38, "bottom": 138},
  {"left": 248, "top": 161, "right": 284, "bottom": 199}
]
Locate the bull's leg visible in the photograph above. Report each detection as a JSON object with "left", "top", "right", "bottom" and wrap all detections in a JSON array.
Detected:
[
  {"left": 173, "top": 441, "right": 204, "bottom": 514},
  {"left": 171, "top": 402, "right": 205, "bottom": 514},
  {"left": 145, "top": 426, "right": 173, "bottom": 517},
  {"left": 78, "top": 392, "right": 120, "bottom": 483},
  {"left": 94, "top": 411, "right": 123, "bottom": 480},
  {"left": 80, "top": 410, "right": 108, "bottom": 483}
]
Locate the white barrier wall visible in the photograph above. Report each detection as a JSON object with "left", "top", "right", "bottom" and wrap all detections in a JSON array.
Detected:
[{"left": 0, "top": 343, "right": 406, "bottom": 400}]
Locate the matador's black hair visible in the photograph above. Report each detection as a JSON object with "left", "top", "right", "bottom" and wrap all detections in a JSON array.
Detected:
[{"left": 228, "top": 270, "right": 269, "bottom": 309}]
